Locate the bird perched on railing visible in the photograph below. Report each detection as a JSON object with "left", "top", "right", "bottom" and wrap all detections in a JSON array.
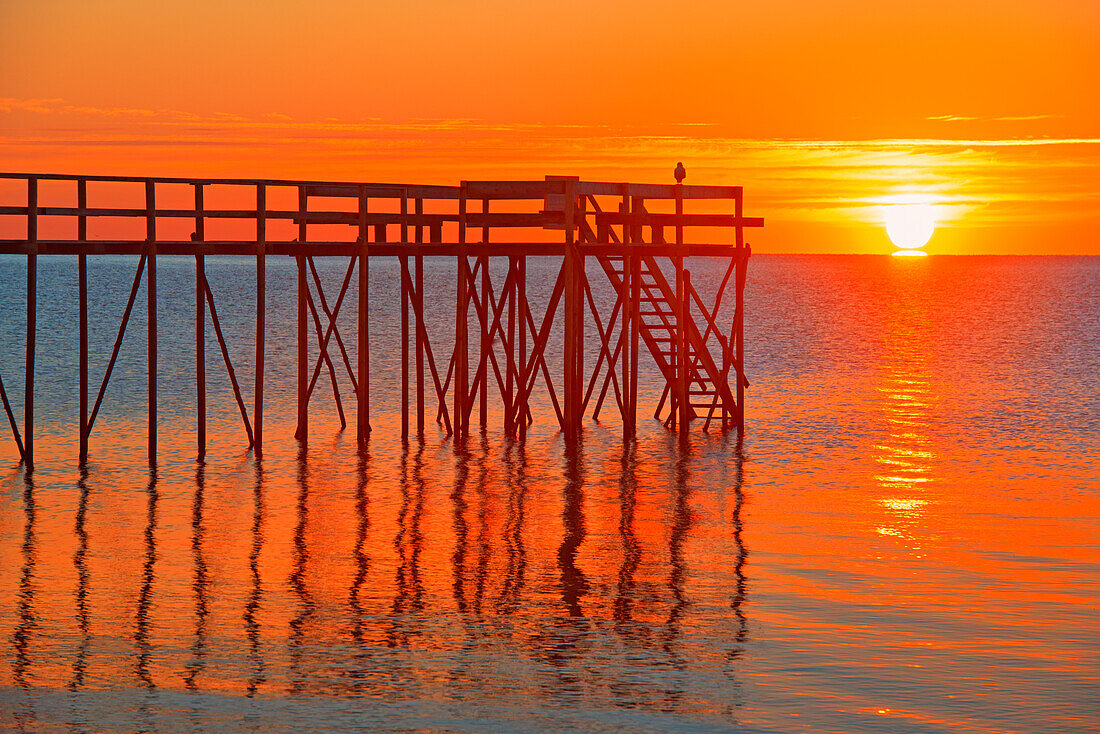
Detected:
[{"left": 674, "top": 162, "right": 686, "bottom": 184}]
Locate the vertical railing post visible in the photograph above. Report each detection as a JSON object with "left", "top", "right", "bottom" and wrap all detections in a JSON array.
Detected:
[
  {"left": 78, "top": 178, "right": 88, "bottom": 464},
  {"left": 146, "top": 180, "right": 157, "bottom": 465},
  {"left": 25, "top": 177, "right": 37, "bottom": 469},
  {"left": 254, "top": 183, "right": 265, "bottom": 455},
  {"left": 194, "top": 184, "right": 206, "bottom": 457}
]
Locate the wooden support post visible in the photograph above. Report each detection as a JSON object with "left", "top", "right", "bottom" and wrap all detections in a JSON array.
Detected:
[
  {"left": 735, "top": 248, "right": 748, "bottom": 433},
  {"left": 401, "top": 254, "right": 410, "bottom": 441},
  {"left": 675, "top": 185, "right": 689, "bottom": 438},
  {"left": 194, "top": 184, "right": 206, "bottom": 457},
  {"left": 296, "top": 186, "right": 308, "bottom": 443},
  {"left": 517, "top": 256, "right": 527, "bottom": 441},
  {"left": 504, "top": 256, "right": 516, "bottom": 437},
  {"left": 630, "top": 251, "right": 641, "bottom": 436},
  {"left": 415, "top": 199, "right": 425, "bottom": 436},
  {"left": 25, "top": 177, "right": 36, "bottom": 469},
  {"left": 78, "top": 179, "right": 88, "bottom": 464},
  {"left": 479, "top": 198, "right": 490, "bottom": 430},
  {"left": 619, "top": 191, "right": 633, "bottom": 440},
  {"left": 735, "top": 190, "right": 746, "bottom": 433},
  {"left": 620, "top": 252, "right": 632, "bottom": 437},
  {"left": 254, "top": 183, "right": 265, "bottom": 455},
  {"left": 562, "top": 179, "right": 579, "bottom": 439},
  {"left": 576, "top": 191, "right": 586, "bottom": 428},
  {"left": 357, "top": 186, "right": 370, "bottom": 445},
  {"left": 455, "top": 184, "right": 469, "bottom": 438},
  {"left": 144, "top": 180, "right": 157, "bottom": 462},
  {"left": 629, "top": 195, "right": 643, "bottom": 435}
]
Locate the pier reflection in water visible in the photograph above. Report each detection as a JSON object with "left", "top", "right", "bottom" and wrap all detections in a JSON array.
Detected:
[{"left": 0, "top": 422, "right": 749, "bottom": 730}]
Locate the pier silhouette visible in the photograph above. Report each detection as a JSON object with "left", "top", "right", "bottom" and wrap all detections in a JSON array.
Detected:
[{"left": 0, "top": 173, "right": 761, "bottom": 466}]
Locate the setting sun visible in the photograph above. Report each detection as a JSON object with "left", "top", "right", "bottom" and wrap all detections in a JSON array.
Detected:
[{"left": 886, "top": 204, "right": 937, "bottom": 250}]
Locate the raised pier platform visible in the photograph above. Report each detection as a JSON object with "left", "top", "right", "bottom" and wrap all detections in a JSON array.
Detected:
[{"left": 0, "top": 173, "right": 762, "bottom": 467}]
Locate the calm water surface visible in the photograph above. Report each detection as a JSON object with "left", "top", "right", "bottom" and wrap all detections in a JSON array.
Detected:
[{"left": 0, "top": 254, "right": 1097, "bottom": 733}]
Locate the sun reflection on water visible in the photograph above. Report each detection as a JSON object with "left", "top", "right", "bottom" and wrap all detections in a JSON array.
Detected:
[{"left": 870, "top": 258, "right": 939, "bottom": 549}]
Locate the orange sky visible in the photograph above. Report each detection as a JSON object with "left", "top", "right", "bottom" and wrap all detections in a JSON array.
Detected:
[{"left": 2, "top": 0, "right": 1098, "bottom": 254}]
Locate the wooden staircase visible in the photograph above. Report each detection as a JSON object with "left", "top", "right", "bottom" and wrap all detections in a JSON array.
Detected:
[{"left": 597, "top": 255, "right": 742, "bottom": 429}]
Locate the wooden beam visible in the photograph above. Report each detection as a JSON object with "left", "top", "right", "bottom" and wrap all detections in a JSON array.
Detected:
[
  {"left": 203, "top": 279, "right": 255, "bottom": 448},
  {"left": 593, "top": 212, "right": 764, "bottom": 229},
  {"left": 306, "top": 257, "right": 358, "bottom": 390},
  {"left": 465, "top": 180, "right": 563, "bottom": 199},
  {"left": 304, "top": 285, "right": 346, "bottom": 429},
  {"left": 86, "top": 256, "right": 147, "bottom": 439},
  {"left": 0, "top": 372, "right": 26, "bottom": 463}
]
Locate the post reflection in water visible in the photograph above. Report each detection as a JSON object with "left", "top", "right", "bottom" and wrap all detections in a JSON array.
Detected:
[
  {"left": 388, "top": 441, "right": 425, "bottom": 644},
  {"left": 873, "top": 262, "right": 938, "bottom": 550},
  {"left": 450, "top": 439, "right": 471, "bottom": 615},
  {"left": 0, "top": 425, "right": 754, "bottom": 728},
  {"left": 472, "top": 436, "right": 492, "bottom": 615},
  {"left": 727, "top": 438, "right": 749, "bottom": 664},
  {"left": 134, "top": 471, "right": 158, "bottom": 692},
  {"left": 245, "top": 459, "right": 266, "bottom": 697},
  {"left": 287, "top": 446, "right": 315, "bottom": 696},
  {"left": 348, "top": 447, "right": 370, "bottom": 639},
  {"left": 69, "top": 468, "right": 91, "bottom": 692},
  {"left": 497, "top": 439, "right": 527, "bottom": 615},
  {"left": 558, "top": 438, "right": 589, "bottom": 621},
  {"left": 184, "top": 461, "right": 209, "bottom": 692},
  {"left": 9, "top": 471, "right": 37, "bottom": 732}
]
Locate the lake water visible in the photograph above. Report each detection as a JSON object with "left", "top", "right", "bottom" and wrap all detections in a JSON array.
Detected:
[{"left": 1, "top": 254, "right": 1097, "bottom": 733}]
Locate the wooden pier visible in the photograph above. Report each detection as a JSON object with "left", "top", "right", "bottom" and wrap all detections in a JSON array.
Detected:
[{"left": 0, "top": 173, "right": 761, "bottom": 468}]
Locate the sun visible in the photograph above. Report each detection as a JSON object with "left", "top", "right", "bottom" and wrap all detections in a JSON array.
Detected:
[{"left": 885, "top": 204, "right": 936, "bottom": 250}]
